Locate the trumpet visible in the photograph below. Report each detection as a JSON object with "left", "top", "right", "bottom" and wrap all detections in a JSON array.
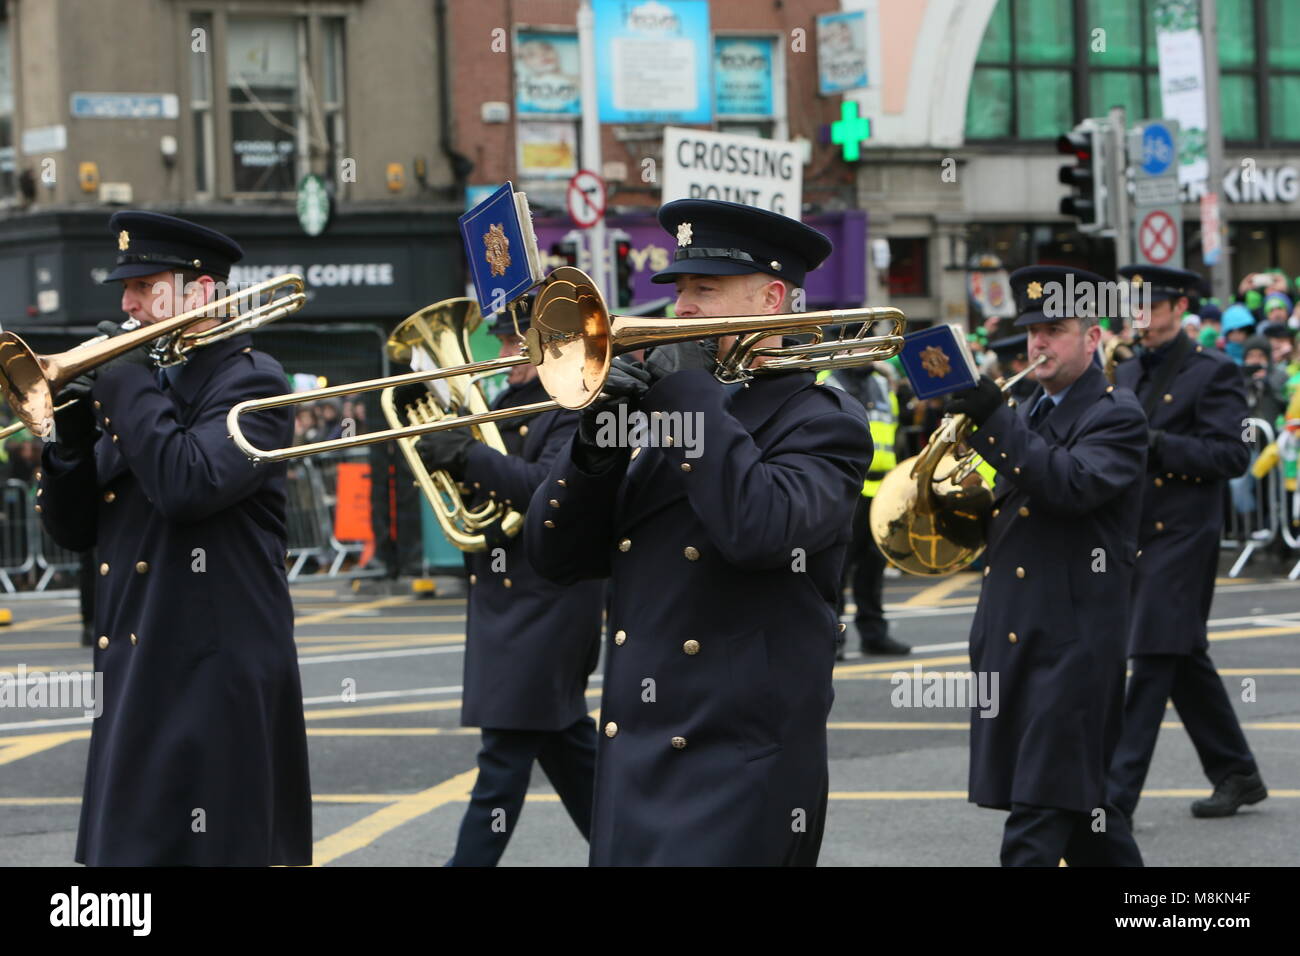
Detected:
[
  {"left": 0, "top": 274, "right": 305, "bottom": 440},
  {"left": 227, "top": 266, "right": 907, "bottom": 464},
  {"left": 869, "top": 356, "right": 1047, "bottom": 576}
]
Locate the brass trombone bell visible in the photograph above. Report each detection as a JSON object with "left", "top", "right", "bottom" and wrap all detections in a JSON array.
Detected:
[
  {"left": 226, "top": 266, "right": 907, "bottom": 465},
  {"left": 0, "top": 274, "right": 305, "bottom": 440}
]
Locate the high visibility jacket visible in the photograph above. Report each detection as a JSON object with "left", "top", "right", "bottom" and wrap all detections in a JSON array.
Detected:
[{"left": 817, "top": 368, "right": 897, "bottom": 496}]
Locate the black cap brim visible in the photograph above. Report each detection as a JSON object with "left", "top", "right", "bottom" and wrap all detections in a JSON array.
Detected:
[{"left": 650, "top": 258, "right": 764, "bottom": 284}]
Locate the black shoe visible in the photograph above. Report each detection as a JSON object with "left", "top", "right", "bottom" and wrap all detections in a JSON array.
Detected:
[
  {"left": 862, "top": 636, "right": 911, "bottom": 655},
  {"left": 1190, "top": 772, "right": 1268, "bottom": 818}
]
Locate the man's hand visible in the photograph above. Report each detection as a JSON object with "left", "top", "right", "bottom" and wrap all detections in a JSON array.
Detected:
[
  {"left": 51, "top": 374, "right": 99, "bottom": 453},
  {"left": 643, "top": 340, "right": 718, "bottom": 383},
  {"left": 944, "top": 375, "right": 1003, "bottom": 425},
  {"left": 416, "top": 427, "right": 475, "bottom": 479},
  {"left": 578, "top": 357, "right": 651, "bottom": 447},
  {"left": 92, "top": 320, "right": 154, "bottom": 379}
]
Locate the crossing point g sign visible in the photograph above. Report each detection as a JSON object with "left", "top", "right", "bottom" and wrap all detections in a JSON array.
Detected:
[{"left": 661, "top": 126, "right": 803, "bottom": 214}]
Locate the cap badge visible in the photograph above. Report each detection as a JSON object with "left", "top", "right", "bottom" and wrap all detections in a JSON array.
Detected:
[
  {"left": 118, "top": 230, "right": 130, "bottom": 252},
  {"left": 770, "top": 260, "right": 782, "bottom": 271},
  {"left": 1131, "top": 274, "right": 1143, "bottom": 286},
  {"left": 1026, "top": 280, "right": 1043, "bottom": 300},
  {"left": 676, "top": 222, "right": 693, "bottom": 247},
  {"left": 483, "top": 223, "right": 511, "bottom": 278},
  {"left": 920, "top": 345, "right": 951, "bottom": 379}
]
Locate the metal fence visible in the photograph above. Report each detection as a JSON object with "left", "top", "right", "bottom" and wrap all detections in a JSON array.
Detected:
[{"left": 1221, "top": 417, "right": 1299, "bottom": 578}]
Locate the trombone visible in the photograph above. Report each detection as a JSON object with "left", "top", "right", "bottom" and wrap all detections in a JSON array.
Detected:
[
  {"left": 0, "top": 274, "right": 305, "bottom": 440},
  {"left": 227, "top": 266, "right": 907, "bottom": 464}
]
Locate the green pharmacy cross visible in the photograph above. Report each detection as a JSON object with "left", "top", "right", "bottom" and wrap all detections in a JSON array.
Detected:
[{"left": 831, "top": 100, "right": 872, "bottom": 162}]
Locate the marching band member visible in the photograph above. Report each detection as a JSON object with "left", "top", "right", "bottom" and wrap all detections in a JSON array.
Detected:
[
  {"left": 525, "top": 199, "right": 871, "bottom": 866},
  {"left": 37, "top": 211, "right": 311, "bottom": 866},
  {"left": 947, "top": 265, "right": 1145, "bottom": 866},
  {"left": 1108, "top": 265, "right": 1268, "bottom": 823},
  {"left": 405, "top": 300, "right": 604, "bottom": 866}
]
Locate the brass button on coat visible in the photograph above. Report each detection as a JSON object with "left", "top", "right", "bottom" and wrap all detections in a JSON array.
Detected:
[
  {"left": 1018, "top": 506, "right": 1029, "bottom": 517},
  {"left": 503, "top": 578, "right": 512, "bottom": 588},
  {"left": 34, "top": 504, "right": 41, "bottom": 513},
  {"left": 97, "top": 636, "right": 109, "bottom": 650},
  {"left": 543, "top": 520, "right": 555, "bottom": 529},
  {"left": 630, "top": 447, "right": 642, "bottom": 460},
  {"left": 99, "top": 563, "right": 109, "bottom": 575},
  {"left": 983, "top": 566, "right": 990, "bottom": 577},
  {"left": 469, "top": 573, "right": 477, "bottom": 585},
  {"left": 671, "top": 736, "right": 687, "bottom": 749},
  {"left": 1013, "top": 466, "right": 1021, "bottom": 475},
  {"left": 1154, "top": 478, "right": 1163, "bottom": 487},
  {"left": 987, "top": 435, "right": 996, "bottom": 445},
  {"left": 135, "top": 561, "right": 149, "bottom": 574},
  {"left": 1015, "top": 567, "right": 1025, "bottom": 578},
  {"left": 518, "top": 425, "right": 529, "bottom": 436},
  {"left": 1008, "top": 632, "right": 1018, "bottom": 644},
  {"left": 604, "top": 721, "right": 618, "bottom": 738},
  {"left": 1163, "top": 394, "right": 1173, "bottom": 403},
  {"left": 683, "top": 546, "right": 700, "bottom": 561},
  {"left": 614, "top": 630, "right": 626, "bottom": 645},
  {"left": 683, "top": 639, "right": 700, "bottom": 655},
  {"left": 130, "top": 633, "right": 138, "bottom": 646},
  {"left": 1155, "top": 521, "right": 1164, "bottom": 531},
  {"left": 103, "top": 491, "right": 116, "bottom": 503},
  {"left": 557, "top": 478, "right": 567, "bottom": 487},
  {"left": 991, "top": 509, "right": 999, "bottom": 518},
  {"left": 680, "top": 462, "right": 692, "bottom": 472},
  {"left": 548, "top": 498, "right": 560, "bottom": 508},
  {"left": 618, "top": 538, "right": 631, "bottom": 552}
]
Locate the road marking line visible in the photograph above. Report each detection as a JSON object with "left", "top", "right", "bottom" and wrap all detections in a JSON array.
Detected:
[
  {"left": 294, "top": 596, "right": 413, "bottom": 627},
  {"left": 296, "top": 645, "right": 466, "bottom": 666},
  {"left": 312, "top": 769, "right": 479, "bottom": 866},
  {"left": 6, "top": 614, "right": 82, "bottom": 632},
  {"left": 298, "top": 637, "right": 462, "bottom": 655},
  {"left": 307, "top": 728, "right": 479, "bottom": 736},
  {"left": 834, "top": 654, "right": 971, "bottom": 676},
  {"left": 900, "top": 575, "right": 978, "bottom": 607},
  {"left": 826, "top": 789, "right": 1300, "bottom": 800},
  {"left": 0, "top": 642, "right": 82, "bottom": 651},
  {"left": 0, "top": 730, "right": 89, "bottom": 764}
]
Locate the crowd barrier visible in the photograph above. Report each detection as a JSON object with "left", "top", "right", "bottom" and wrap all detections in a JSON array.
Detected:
[
  {"left": 0, "top": 456, "right": 375, "bottom": 591},
  {"left": 1221, "top": 417, "right": 1299, "bottom": 578}
]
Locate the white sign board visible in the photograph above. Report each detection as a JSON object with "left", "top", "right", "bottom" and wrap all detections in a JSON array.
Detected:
[
  {"left": 661, "top": 127, "right": 802, "bottom": 215},
  {"left": 1154, "top": 0, "right": 1208, "bottom": 190}
]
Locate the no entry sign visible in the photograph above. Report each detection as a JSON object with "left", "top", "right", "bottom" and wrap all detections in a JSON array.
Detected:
[
  {"left": 1137, "top": 208, "right": 1179, "bottom": 266},
  {"left": 566, "top": 170, "right": 606, "bottom": 229}
]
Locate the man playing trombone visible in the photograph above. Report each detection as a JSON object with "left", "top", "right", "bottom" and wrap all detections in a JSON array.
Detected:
[
  {"left": 524, "top": 199, "right": 872, "bottom": 866},
  {"left": 36, "top": 211, "right": 311, "bottom": 866},
  {"left": 946, "top": 265, "right": 1145, "bottom": 866}
]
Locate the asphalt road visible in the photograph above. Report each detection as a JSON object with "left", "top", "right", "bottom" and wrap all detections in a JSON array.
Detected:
[{"left": 2, "top": 564, "right": 1297, "bottom": 867}]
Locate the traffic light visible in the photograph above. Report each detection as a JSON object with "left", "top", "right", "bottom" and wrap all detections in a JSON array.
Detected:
[
  {"left": 1056, "top": 120, "right": 1108, "bottom": 233},
  {"left": 611, "top": 234, "right": 634, "bottom": 309},
  {"left": 549, "top": 238, "right": 579, "bottom": 269}
]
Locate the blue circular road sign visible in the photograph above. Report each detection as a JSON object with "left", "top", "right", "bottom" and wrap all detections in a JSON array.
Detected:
[{"left": 1141, "top": 124, "right": 1175, "bottom": 176}]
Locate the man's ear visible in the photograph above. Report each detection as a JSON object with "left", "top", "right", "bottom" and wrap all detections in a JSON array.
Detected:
[
  {"left": 762, "top": 278, "right": 787, "bottom": 313},
  {"left": 184, "top": 274, "right": 217, "bottom": 311}
]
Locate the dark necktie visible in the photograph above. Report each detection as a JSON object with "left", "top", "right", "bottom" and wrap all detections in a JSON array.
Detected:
[{"left": 1029, "top": 395, "right": 1054, "bottom": 431}]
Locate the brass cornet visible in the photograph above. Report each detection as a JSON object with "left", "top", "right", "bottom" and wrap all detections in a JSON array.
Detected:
[
  {"left": 227, "top": 266, "right": 907, "bottom": 464},
  {"left": 0, "top": 274, "right": 305, "bottom": 440},
  {"left": 869, "top": 356, "right": 1046, "bottom": 576}
]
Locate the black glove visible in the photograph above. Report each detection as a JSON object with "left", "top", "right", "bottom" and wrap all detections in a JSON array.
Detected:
[
  {"left": 644, "top": 340, "right": 718, "bottom": 383},
  {"left": 573, "top": 358, "right": 651, "bottom": 473},
  {"left": 416, "top": 427, "right": 475, "bottom": 480},
  {"left": 944, "top": 375, "right": 1003, "bottom": 425},
  {"left": 51, "top": 374, "right": 99, "bottom": 453},
  {"left": 92, "top": 320, "right": 154, "bottom": 380},
  {"left": 578, "top": 358, "right": 652, "bottom": 447}
]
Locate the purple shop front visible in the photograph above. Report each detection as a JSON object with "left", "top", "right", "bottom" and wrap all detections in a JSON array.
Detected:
[{"left": 532, "top": 210, "right": 867, "bottom": 312}]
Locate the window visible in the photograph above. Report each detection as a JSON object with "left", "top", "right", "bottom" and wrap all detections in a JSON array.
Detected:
[
  {"left": 0, "top": 16, "right": 13, "bottom": 200},
  {"left": 190, "top": 12, "right": 214, "bottom": 196},
  {"left": 966, "top": 0, "right": 1297, "bottom": 144},
  {"left": 966, "top": 0, "right": 1075, "bottom": 139},
  {"left": 887, "top": 238, "right": 929, "bottom": 297},
  {"left": 215, "top": 12, "right": 351, "bottom": 197}
]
